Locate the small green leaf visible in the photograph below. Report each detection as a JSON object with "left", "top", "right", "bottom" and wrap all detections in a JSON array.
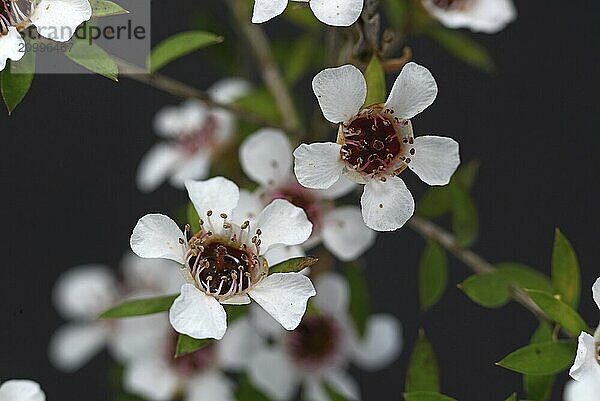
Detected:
[
  {"left": 497, "top": 340, "right": 577, "bottom": 375},
  {"left": 235, "top": 88, "right": 282, "bottom": 122},
  {"left": 426, "top": 26, "right": 495, "bottom": 72},
  {"left": 175, "top": 334, "right": 213, "bottom": 357},
  {"left": 404, "top": 392, "right": 457, "bottom": 401},
  {"left": 66, "top": 39, "right": 119, "bottom": 81},
  {"left": 149, "top": 31, "right": 223, "bottom": 73},
  {"left": 504, "top": 394, "right": 517, "bottom": 401},
  {"left": 384, "top": 0, "right": 410, "bottom": 29},
  {"left": 364, "top": 55, "right": 386, "bottom": 106},
  {"left": 524, "top": 322, "right": 556, "bottom": 401},
  {"left": 419, "top": 241, "right": 448, "bottom": 311},
  {"left": 281, "top": 35, "right": 318, "bottom": 84},
  {"left": 551, "top": 228, "right": 581, "bottom": 308},
  {"left": 1, "top": 48, "right": 35, "bottom": 114},
  {"left": 525, "top": 290, "right": 590, "bottom": 336},
  {"left": 99, "top": 294, "right": 178, "bottom": 319},
  {"left": 324, "top": 383, "right": 349, "bottom": 401},
  {"left": 90, "top": 0, "right": 129, "bottom": 17},
  {"left": 235, "top": 375, "right": 271, "bottom": 401},
  {"left": 454, "top": 160, "right": 480, "bottom": 190},
  {"left": 269, "top": 257, "right": 318, "bottom": 275},
  {"left": 186, "top": 202, "right": 201, "bottom": 233},
  {"left": 405, "top": 330, "right": 439, "bottom": 393},
  {"left": 451, "top": 184, "right": 478, "bottom": 247},
  {"left": 345, "top": 263, "right": 371, "bottom": 338}
]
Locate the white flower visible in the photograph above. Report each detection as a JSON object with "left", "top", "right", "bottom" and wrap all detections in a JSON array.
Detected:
[
  {"left": 294, "top": 63, "right": 460, "bottom": 232},
  {"left": 252, "top": 0, "right": 363, "bottom": 27},
  {"left": 136, "top": 79, "right": 251, "bottom": 192},
  {"left": 237, "top": 128, "right": 376, "bottom": 261},
  {"left": 421, "top": 0, "right": 516, "bottom": 33},
  {"left": 49, "top": 254, "right": 183, "bottom": 371},
  {"left": 246, "top": 272, "right": 402, "bottom": 401},
  {"left": 1, "top": 0, "right": 91, "bottom": 70},
  {"left": 130, "top": 176, "right": 316, "bottom": 340},
  {"left": 118, "top": 313, "right": 260, "bottom": 401},
  {"left": 0, "top": 380, "right": 45, "bottom": 401},
  {"left": 566, "top": 277, "right": 600, "bottom": 399}
]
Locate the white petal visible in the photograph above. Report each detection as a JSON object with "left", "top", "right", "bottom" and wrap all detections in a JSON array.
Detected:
[
  {"left": 208, "top": 78, "right": 252, "bottom": 104},
  {"left": 130, "top": 214, "right": 185, "bottom": 264},
  {"left": 231, "top": 189, "right": 263, "bottom": 225},
  {"left": 385, "top": 62, "right": 438, "bottom": 119},
  {"left": 309, "top": 0, "right": 363, "bottom": 27},
  {"left": 31, "top": 0, "right": 92, "bottom": 42},
  {"left": 249, "top": 273, "right": 316, "bottom": 330},
  {"left": 220, "top": 294, "right": 251, "bottom": 305},
  {"left": 324, "top": 370, "right": 360, "bottom": 400},
  {"left": 322, "top": 206, "right": 376, "bottom": 261},
  {"left": 360, "top": 176, "right": 415, "bottom": 231},
  {"left": 217, "top": 318, "right": 264, "bottom": 371},
  {"left": 315, "top": 175, "right": 356, "bottom": 200},
  {"left": 264, "top": 245, "right": 306, "bottom": 267},
  {"left": 49, "top": 323, "right": 108, "bottom": 372},
  {"left": 109, "top": 314, "right": 171, "bottom": 363},
  {"left": 248, "top": 347, "right": 299, "bottom": 400},
  {"left": 593, "top": 277, "right": 600, "bottom": 311},
  {"left": 169, "top": 151, "right": 211, "bottom": 188},
  {"left": 423, "top": 0, "right": 516, "bottom": 34},
  {"left": 185, "top": 370, "right": 234, "bottom": 401},
  {"left": 169, "top": 284, "right": 227, "bottom": 340},
  {"left": 121, "top": 252, "right": 185, "bottom": 295},
  {"left": 350, "top": 314, "right": 402, "bottom": 370},
  {"left": 304, "top": 378, "right": 329, "bottom": 401},
  {"left": 136, "top": 144, "right": 181, "bottom": 193},
  {"left": 0, "top": 380, "right": 45, "bottom": 401},
  {"left": 124, "top": 357, "right": 179, "bottom": 401},
  {"left": 564, "top": 377, "right": 600, "bottom": 401},
  {"left": 240, "top": 128, "right": 293, "bottom": 188},
  {"left": 293, "top": 142, "right": 344, "bottom": 190},
  {"left": 185, "top": 176, "right": 239, "bottom": 220},
  {"left": 409, "top": 136, "right": 460, "bottom": 186},
  {"left": 312, "top": 65, "right": 365, "bottom": 123},
  {"left": 254, "top": 199, "right": 313, "bottom": 253},
  {"left": 313, "top": 272, "right": 349, "bottom": 316},
  {"left": 53, "top": 265, "right": 117, "bottom": 320},
  {"left": 0, "top": 27, "right": 25, "bottom": 71},
  {"left": 249, "top": 305, "right": 285, "bottom": 337},
  {"left": 252, "top": 0, "right": 288, "bottom": 23},
  {"left": 570, "top": 332, "right": 600, "bottom": 380}
]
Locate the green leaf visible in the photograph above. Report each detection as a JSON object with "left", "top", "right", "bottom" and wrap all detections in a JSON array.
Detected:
[
  {"left": 66, "top": 39, "right": 119, "bottom": 81},
  {"left": 426, "top": 26, "right": 495, "bottom": 72},
  {"left": 324, "top": 383, "right": 349, "bottom": 401},
  {"left": 405, "top": 330, "right": 439, "bottom": 393},
  {"left": 496, "top": 340, "right": 576, "bottom": 375},
  {"left": 364, "top": 55, "right": 386, "bottom": 106},
  {"left": 90, "top": 0, "right": 129, "bottom": 17},
  {"left": 504, "top": 394, "right": 517, "bottom": 401},
  {"left": 384, "top": 0, "right": 410, "bottom": 29},
  {"left": 269, "top": 256, "right": 319, "bottom": 275},
  {"left": 524, "top": 323, "right": 556, "bottom": 401},
  {"left": 187, "top": 202, "right": 201, "bottom": 233},
  {"left": 525, "top": 290, "right": 590, "bottom": 336},
  {"left": 281, "top": 35, "right": 318, "bottom": 84},
  {"left": 149, "top": 31, "right": 223, "bottom": 73},
  {"left": 99, "top": 294, "right": 177, "bottom": 319},
  {"left": 235, "top": 375, "right": 271, "bottom": 401},
  {"left": 235, "top": 88, "right": 282, "bottom": 122},
  {"left": 1, "top": 48, "right": 35, "bottom": 114},
  {"left": 451, "top": 184, "right": 478, "bottom": 247},
  {"left": 454, "top": 160, "right": 480, "bottom": 189},
  {"left": 404, "top": 392, "right": 457, "bottom": 401},
  {"left": 175, "top": 334, "right": 212, "bottom": 357},
  {"left": 419, "top": 241, "right": 448, "bottom": 311},
  {"left": 345, "top": 263, "right": 371, "bottom": 338},
  {"left": 551, "top": 229, "right": 581, "bottom": 308}
]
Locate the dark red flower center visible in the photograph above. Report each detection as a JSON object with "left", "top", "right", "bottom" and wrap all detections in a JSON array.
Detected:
[
  {"left": 268, "top": 182, "right": 323, "bottom": 230},
  {"left": 286, "top": 315, "right": 341, "bottom": 368},
  {"left": 177, "top": 115, "right": 218, "bottom": 156}
]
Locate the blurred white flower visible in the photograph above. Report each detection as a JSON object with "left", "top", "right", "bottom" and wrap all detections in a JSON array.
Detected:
[
  {"left": 236, "top": 128, "right": 376, "bottom": 262},
  {"left": 1, "top": 0, "right": 91, "bottom": 70},
  {"left": 294, "top": 63, "right": 460, "bottom": 232},
  {"left": 246, "top": 272, "right": 403, "bottom": 401},
  {"left": 565, "top": 277, "right": 600, "bottom": 400},
  {"left": 136, "top": 79, "right": 251, "bottom": 192},
  {"left": 252, "top": 0, "right": 363, "bottom": 27},
  {"left": 49, "top": 254, "right": 183, "bottom": 372},
  {"left": 131, "top": 176, "right": 316, "bottom": 340},
  {"left": 0, "top": 380, "right": 45, "bottom": 401},
  {"left": 421, "top": 0, "right": 516, "bottom": 33}
]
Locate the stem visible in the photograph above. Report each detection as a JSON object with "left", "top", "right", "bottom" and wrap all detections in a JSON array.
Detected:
[
  {"left": 226, "top": 0, "right": 302, "bottom": 134},
  {"left": 408, "top": 215, "right": 551, "bottom": 324}
]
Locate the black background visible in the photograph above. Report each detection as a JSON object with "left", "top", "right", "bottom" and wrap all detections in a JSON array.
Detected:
[{"left": 1, "top": 1, "right": 599, "bottom": 400}]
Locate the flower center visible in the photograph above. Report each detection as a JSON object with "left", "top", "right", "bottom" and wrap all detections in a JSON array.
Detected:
[
  {"left": 430, "top": 0, "right": 470, "bottom": 10},
  {"left": 183, "top": 213, "right": 267, "bottom": 299},
  {"left": 177, "top": 115, "right": 219, "bottom": 156},
  {"left": 267, "top": 182, "right": 323, "bottom": 231},
  {"left": 286, "top": 315, "right": 341, "bottom": 369},
  {"left": 167, "top": 332, "right": 216, "bottom": 376},
  {"left": 340, "top": 106, "right": 412, "bottom": 177},
  {"left": 0, "top": 0, "right": 31, "bottom": 34}
]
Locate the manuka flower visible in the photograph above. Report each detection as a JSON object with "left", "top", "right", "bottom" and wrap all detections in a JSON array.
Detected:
[
  {"left": 236, "top": 128, "right": 376, "bottom": 262},
  {"left": 294, "top": 63, "right": 460, "bottom": 232},
  {"left": 1, "top": 0, "right": 92, "bottom": 70},
  {"left": 421, "top": 0, "right": 516, "bottom": 33},
  {"left": 0, "top": 380, "right": 45, "bottom": 401},
  {"left": 136, "top": 79, "right": 251, "bottom": 192},
  {"left": 252, "top": 0, "right": 363, "bottom": 27},
  {"left": 565, "top": 277, "right": 600, "bottom": 401},
  {"left": 130, "top": 176, "right": 316, "bottom": 340},
  {"left": 245, "top": 272, "right": 403, "bottom": 401}
]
